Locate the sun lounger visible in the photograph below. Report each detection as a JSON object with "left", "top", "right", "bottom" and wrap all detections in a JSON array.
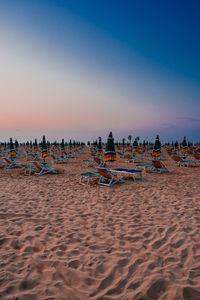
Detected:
[
  {"left": 3, "top": 157, "right": 23, "bottom": 169},
  {"left": 93, "top": 156, "right": 106, "bottom": 167},
  {"left": 32, "top": 161, "right": 57, "bottom": 176},
  {"left": 0, "top": 160, "right": 5, "bottom": 168},
  {"left": 135, "top": 163, "right": 152, "bottom": 173},
  {"left": 24, "top": 165, "right": 38, "bottom": 175},
  {"left": 124, "top": 153, "right": 134, "bottom": 163},
  {"left": 81, "top": 159, "right": 94, "bottom": 166},
  {"left": 194, "top": 153, "right": 200, "bottom": 160},
  {"left": 97, "top": 167, "right": 125, "bottom": 187},
  {"left": 78, "top": 171, "right": 100, "bottom": 185},
  {"left": 112, "top": 168, "right": 144, "bottom": 182},
  {"left": 51, "top": 154, "right": 69, "bottom": 164},
  {"left": 172, "top": 155, "right": 198, "bottom": 167},
  {"left": 151, "top": 160, "right": 169, "bottom": 173}
]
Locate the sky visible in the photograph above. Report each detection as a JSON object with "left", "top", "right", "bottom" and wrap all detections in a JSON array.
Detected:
[{"left": 0, "top": 0, "right": 200, "bottom": 142}]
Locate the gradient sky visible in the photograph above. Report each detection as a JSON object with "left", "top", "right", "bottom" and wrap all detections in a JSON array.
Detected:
[{"left": 0, "top": 0, "right": 200, "bottom": 142}]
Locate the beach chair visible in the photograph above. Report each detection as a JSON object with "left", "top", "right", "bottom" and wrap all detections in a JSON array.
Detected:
[
  {"left": 150, "top": 160, "right": 169, "bottom": 173},
  {"left": 24, "top": 165, "right": 38, "bottom": 175},
  {"left": 26, "top": 152, "right": 38, "bottom": 161},
  {"left": 81, "top": 159, "right": 94, "bottom": 167},
  {"left": 172, "top": 155, "right": 198, "bottom": 167},
  {"left": 111, "top": 168, "right": 144, "bottom": 182},
  {"left": 93, "top": 156, "right": 106, "bottom": 167},
  {"left": 124, "top": 153, "right": 133, "bottom": 163},
  {"left": 194, "top": 153, "right": 200, "bottom": 160},
  {"left": 32, "top": 161, "right": 57, "bottom": 176},
  {"left": 97, "top": 167, "right": 125, "bottom": 187},
  {"left": 51, "top": 153, "right": 69, "bottom": 164},
  {"left": 0, "top": 160, "right": 5, "bottom": 168},
  {"left": 117, "top": 150, "right": 124, "bottom": 158},
  {"left": 3, "top": 157, "right": 23, "bottom": 169},
  {"left": 135, "top": 162, "right": 152, "bottom": 173},
  {"left": 77, "top": 171, "right": 100, "bottom": 185},
  {"left": 133, "top": 157, "right": 145, "bottom": 163}
]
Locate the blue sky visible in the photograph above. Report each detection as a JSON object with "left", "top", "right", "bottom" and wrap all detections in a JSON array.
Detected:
[{"left": 0, "top": 0, "right": 200, "bottom": 142}]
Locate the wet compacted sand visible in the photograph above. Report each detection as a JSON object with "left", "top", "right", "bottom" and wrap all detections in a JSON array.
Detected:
[{"left": 0, "top": 150, "right": 200, "bottom": 300}]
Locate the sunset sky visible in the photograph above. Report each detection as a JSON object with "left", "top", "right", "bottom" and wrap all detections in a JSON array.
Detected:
[{"left": 0, "top": 0, "right": 200, "bottom": 142}]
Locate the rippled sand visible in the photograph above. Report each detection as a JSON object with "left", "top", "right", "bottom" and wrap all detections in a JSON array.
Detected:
[{"left": 0, "top": 150, "right": 200, "bottom": 299}]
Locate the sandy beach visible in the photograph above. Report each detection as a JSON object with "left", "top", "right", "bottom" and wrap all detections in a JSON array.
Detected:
[{"left": 0, "top": 149, "right": 200, "bottom": 300}]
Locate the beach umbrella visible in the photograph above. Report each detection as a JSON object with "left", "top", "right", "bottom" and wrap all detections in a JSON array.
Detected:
[
  {"left": 97, "top": 137, "right": 103, "bottom": 156},
  {"left": 152, "top": 135, "right": 161, "bottom": 157},
  {"left": 181, "top": 136, "right": 188, "bottom": 152},
  {"left": 121, "top": 138, "right": 126, "bottom": 152},
  {"left": 14, "top": 139, "right": 19, "bottom": 151},
  {"left": 41, "top": 135, "right": 48, "bottom": 163},
  {"left": 133, "top": 138, "right": 138, "bottom": 151},
  {"left": 47, "top": 140, "right": 50, "bottom": 150},
  {"left": 69, "top": 139, "right": 72, "bottom": 149},
  {"left": 33, "top": 139, "right": 38, "bottom": 151},
  {"left": 182, "top": 136, "right": 187, "bottom": 148},
  {"left": 104, "top": 132, "right": 116, "bottom": 162},
  {"left": 60, "top": 139, "right": 66, "bottom": 156},
  {"left": 9, "top": 138, "right": 16, "bottom": 158},
  {"left": 61, "top": 139, "right": 65, "bottom": 150},
  {"left": 174, "top": 141, "right": 179, "bottom": 151}
]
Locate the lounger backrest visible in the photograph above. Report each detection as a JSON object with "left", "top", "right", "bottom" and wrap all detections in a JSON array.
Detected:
[
  {"left": 172, "top": 155, "right": 181, "bottom": 162},
  {"left": 4, "top": 157, "right": 11, "bottom": 164},
  {"left": 152, "top": 160, "right": 162, "bottom": 168},
  {"left": 94, "top": 156, "right": 101, "bottom": 165},
  {"left": 97, "top": 167, "right": 112, "bottom": 179},
  {"left": 33, "top": 161, "right": 42, "bottom": 170},
  {"left": 194, "top": 153, "right": 200, "bottom": 160}
]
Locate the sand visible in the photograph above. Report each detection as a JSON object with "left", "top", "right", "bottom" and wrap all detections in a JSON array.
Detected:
[{"left": 0, "top": 149, "right": 200, "bottom": 300}]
